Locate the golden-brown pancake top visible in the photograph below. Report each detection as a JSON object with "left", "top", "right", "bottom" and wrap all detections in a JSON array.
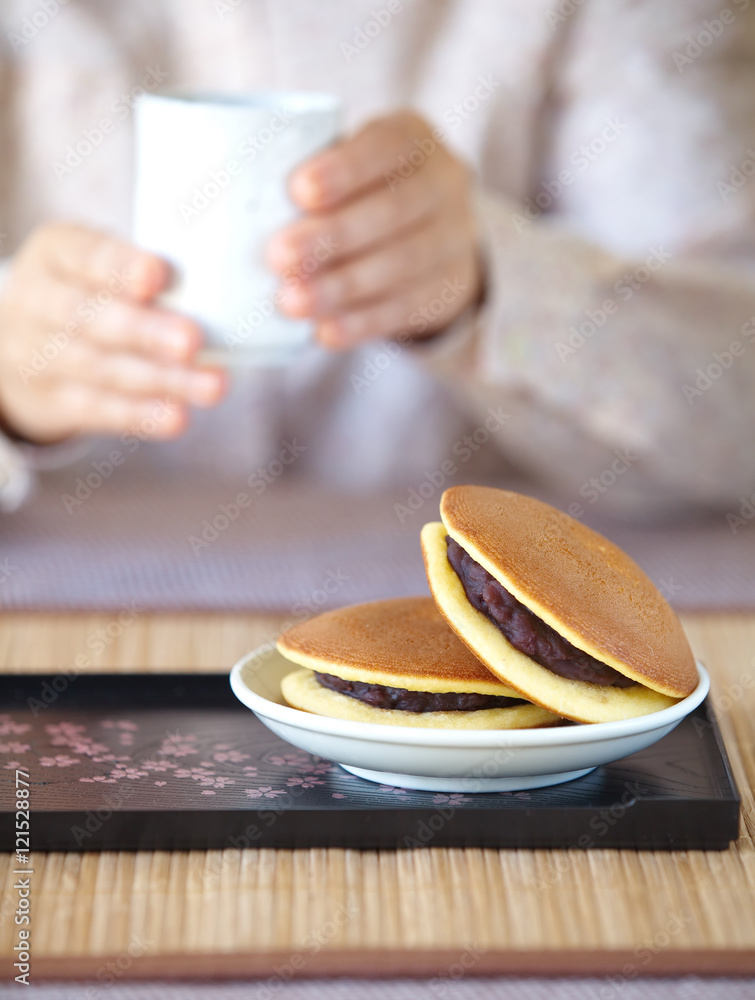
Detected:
[
  {"left": 440, "top": 486, "right": 698, "bottom": 697},
  {"left": 276, "top": 596, "right": 519, "bottom": 695}
]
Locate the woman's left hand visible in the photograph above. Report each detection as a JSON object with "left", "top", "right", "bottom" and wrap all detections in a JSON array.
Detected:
[{"left": 266, "top": 111, "right": 482, "bottom": 349}]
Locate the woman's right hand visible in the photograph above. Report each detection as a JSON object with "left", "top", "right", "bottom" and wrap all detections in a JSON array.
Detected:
[{"left": 0, "top": 222, "right": 225, "bottom": 443}]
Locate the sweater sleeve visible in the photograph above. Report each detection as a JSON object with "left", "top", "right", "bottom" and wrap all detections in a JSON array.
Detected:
[
  {"left": 0, "top": 256, "right": 32, "bottom": 511},
  {"left": 0, "top": 255, "right": 97, "bottom": 511},
  {"left": 413, "top": 1, "right": 755, "bottom": 519}
]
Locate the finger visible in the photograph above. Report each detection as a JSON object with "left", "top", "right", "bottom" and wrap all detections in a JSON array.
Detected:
[
  {"left": 84, "top": 301, "right": 201, "bottom": 363},
  {"left": 278, "top": 215, "right": 468, "bottom": 318},
  {"left": 38, "top": 223, "right": 170, "bottom": 302},
  {"left": 49, "top": 341, "right": 226, "bottom": 408},
  {"left": 290, "top": 112, "right": 436, "bottom": 210},
  {"left": 316, "top": 257, "right": 479, "bottom": 349},
  {"left": 29, "top": 275, "right": 201, "bottom": 363},
  {"left": 50, "top": 382, "right": 189, "bottom": 439},
  {"left": 268, "top": 161, "right": 453, "bottom": 274}
]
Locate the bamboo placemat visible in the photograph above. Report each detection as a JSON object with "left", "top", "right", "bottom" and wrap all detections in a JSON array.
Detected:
[{"left": 1, "top": 612, "right": 754, "bottom": 979}]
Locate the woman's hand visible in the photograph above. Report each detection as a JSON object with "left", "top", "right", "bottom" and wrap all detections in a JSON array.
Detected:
[
  {"left": 267, "top": 111, "right": 482, "bottom": 349},
  {"left": 0, "top": 223, "right": 225, "bottom": 443}
]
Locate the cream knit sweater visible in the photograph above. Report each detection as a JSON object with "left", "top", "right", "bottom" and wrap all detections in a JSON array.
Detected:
[{"left": 1, "top": 0, "right": 754, "bottom": 518}]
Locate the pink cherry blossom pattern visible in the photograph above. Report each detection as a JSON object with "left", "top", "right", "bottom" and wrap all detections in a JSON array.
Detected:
[
  {"left": 39, "top": 754, "right": 80, "bottom": 767},
  {"left": 174, "top": 766, "right": 215, "bottom": 780},
  {"left": 109, "top": 766, "right": 149, "bottom": 780},
  {"left": 212, "top": 749, "right": 251, "bottom": 764},
  {"left": 201, "top": 776, "right": 235, "bottom": 789},
  {"left": 71, "top": 741, "right": 110, "bottom": 757},
  {"left": 0, "top": 716, "right": 31, "bottom": 737},
  {"left": 0, "top": 742, "right": 30, "bottom": 755},
  {"left": 245, "top": 787, "right": 286, "bottom": 799},
  {"left": 46, "top": 722, "right": 86, "bottom": 746},
  {"left": 432, "top": 793, "right": 470, "bottom": 806},
  {"left": 158, "top": 732, "right": 199, "bottom": 758},
  {"left": 286, "top": 776, "right": 325, "bottom": 789},
  {"left": 140, "top": 759, "right": 178, "bottom": 773},
  {"left": 171, "top": 765, "right": 236, "bottom": 789},
  {"left": 378, "top": 784, "right": 408, "bottom": 796},
  {"left": 267, "top": 752, "right": 327, "bottom": 771}
]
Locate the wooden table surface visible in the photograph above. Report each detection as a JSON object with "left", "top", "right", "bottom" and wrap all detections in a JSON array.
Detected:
[{"left": 1, "top": 611, "right": 754, "bottom": 980}]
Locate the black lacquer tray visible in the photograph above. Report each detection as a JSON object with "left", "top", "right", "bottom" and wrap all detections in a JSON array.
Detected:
[{"left": 0, "top": 673, "right": 740, "bottom": 851}]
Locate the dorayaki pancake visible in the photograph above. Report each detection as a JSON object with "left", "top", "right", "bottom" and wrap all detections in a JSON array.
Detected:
[
  {"left": 277, "top": 596, "right": 560, "bottom": 729},
  {"left": 421, "top": 486, "right": 699, "bottom": 725},
  {"left": 280, "top": 668, "right": 558, "bottom": 729}
]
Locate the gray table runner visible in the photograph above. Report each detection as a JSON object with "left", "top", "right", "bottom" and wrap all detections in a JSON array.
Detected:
[
  {"left": 1, "top": 462, "right": 752, "bottom": 613},
  {"left": 11, "top": 977, "right": 755, "bottom": 999}
]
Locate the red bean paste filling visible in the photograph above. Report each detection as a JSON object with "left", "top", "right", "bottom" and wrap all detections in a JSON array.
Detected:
[
  {"left": 314, "top": 672, "right": 526, "bottom": 713},
  {"left": 445, "top": 536, "right": 635, "bottom": 688}
]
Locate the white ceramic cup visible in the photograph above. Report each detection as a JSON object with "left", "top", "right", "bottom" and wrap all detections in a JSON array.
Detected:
[{"left": 133, "top": 91, "right": 341, "bottom": 366}]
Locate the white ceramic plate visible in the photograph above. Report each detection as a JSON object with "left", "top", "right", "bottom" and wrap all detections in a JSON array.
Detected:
[{"left": 229, "top": 647, "right": 710, "bottom": 792}]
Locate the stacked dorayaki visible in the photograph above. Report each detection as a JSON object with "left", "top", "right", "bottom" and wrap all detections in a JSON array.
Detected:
[{"left": 278, "top": 486, "right": 698, "bottom": 727}]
